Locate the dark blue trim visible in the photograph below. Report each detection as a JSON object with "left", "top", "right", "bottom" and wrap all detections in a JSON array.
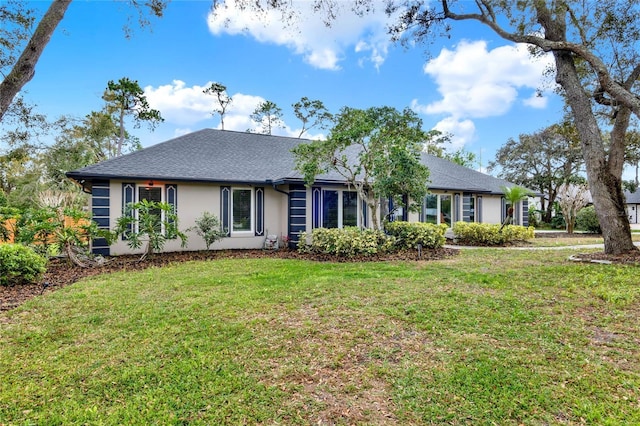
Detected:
[
  {"left": 361, "top": 196, "right": 368, "bottom": 228},
  {"left": 288, "top": 184, "right": 306, "bottom": 247},
  {"left": 312, "top": 187, "right": 321, "bottom": 229},
  {"left": 122, "top": 183, "right": 135, "bottom": 240},
  {"left": 221, "top": 186, "right": 230, "bottom": 236},
  {"left": 91, "top": 180, "right": 110, "bottom": 256},
  {"left": 255, "top": 187, "right": 264, "bottom": 236}
]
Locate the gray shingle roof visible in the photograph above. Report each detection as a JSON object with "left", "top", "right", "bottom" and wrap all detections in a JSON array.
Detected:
[
  {"left": 67, "top": 128, "right": 513, "bottom": 194},
  {"left": 625, "top": 190, "right": 640, "bottom": 204}
]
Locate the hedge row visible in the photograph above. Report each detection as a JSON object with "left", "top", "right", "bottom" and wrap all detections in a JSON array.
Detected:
[
  {"left": 298, "top": 221, "right": 447, "bottom": 257},
  {"left": 452, "top": 222, "right": 534, "bottom": 245},
  {"left": 385, "top": 221, "right": 447, "bottom": 249}
]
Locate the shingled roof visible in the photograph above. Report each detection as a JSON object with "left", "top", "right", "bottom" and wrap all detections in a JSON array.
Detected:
[{"left": 67, "top": 128, "right": 512, "bottom": 194}]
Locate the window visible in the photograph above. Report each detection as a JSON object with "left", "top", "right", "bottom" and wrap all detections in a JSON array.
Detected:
[
  {"left": 232, "top": 188, "right": 252, "bottom": 232},
  {"left": 343, "top": 191, "right": 358, "bottom": 227},
  {"left": 425, "top": 194, "right": 438, "bottom": 224},
  {"left": 319, "top": 189, "right": 358, "bottom": 228},
  {"left": 423, "top": 193, "right": 452, "bottom": 226},
  {"left": 139, "top": 186, "right": 162, "bottom": 232}
]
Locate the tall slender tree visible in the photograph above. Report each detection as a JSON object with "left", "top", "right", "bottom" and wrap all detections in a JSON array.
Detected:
[
  {"left": 292, "top": 97, "right": 333, "bottom": 138},
  {"left": 203, "top": 82, "right": 232, "bottom": 130},
  {"left": 102, "top": 77, "right": 163, "bottom": 157},
  {"left": 248, "top": 100, "right": 284, "bottom": 135}
]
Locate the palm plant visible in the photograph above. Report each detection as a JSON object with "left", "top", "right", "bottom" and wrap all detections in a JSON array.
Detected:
[{"left": 501, "top": 185, "right": 534, "bottom": 226}]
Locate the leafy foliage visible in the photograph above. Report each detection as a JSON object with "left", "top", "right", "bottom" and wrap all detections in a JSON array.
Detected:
[
  {"left": 203, "top": 82, "right": 232, "bottom": 130},
  {"left": 298, "top": 227, "right": 395, "bottom": 257},
  {"left": 453, "top": 222, "right": 535, "bottom": 246},
  {"left": 489, "top": 122, "right": 583, "bottom": 222},
  {"left": 103, "top": 77, "right": 163, "bottom": 157},
  {"left": 248, "top": 100, "right": 284, "bottom": 135},
  {"left": 0, "top": 243, "right": 47, "bottom": 286},
  {"left": 385, "top": 221, "right": 447, "bottom": 249},
  {"left": 293, "top": 106, "right": 432, "bottom": 229},
  {"left": 188, "top": 211, "right": 226, "bottom": 250},
  {"left": 292, "top": 97, "right": 333, "bottom": 138},
  {"left": 115, "top": 199, "right": 187, "bottom": 259},
  {"left": 576, "top": 205, "right": 602, "bottom": 234}
]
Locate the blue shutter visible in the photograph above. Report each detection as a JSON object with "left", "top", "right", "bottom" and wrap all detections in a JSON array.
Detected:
[
  {"left": 255, "top": 187, "right": 264, "bottom": 236},
  {"left": 388, "top": 198, "right": 394, "bottom": 222},
  {"left": 312, "top": 187, "right": 321, "bottom": 229},
  {"left": 166, "top": 184, "right": 177, "bottom": 238},
  {"left": 122, "top": 183, "right": 135, "bottom": 240},
  {"left": 361, "top": 196, "right": 368, "bottom": 228},
  {"left": 402, "top": 195, "right": 409, "bottom": 221},
  {"left": 462, "top": 193, "right": 471, "bottom": 222},
  {"left": 221, "top": 186, "right": 231, "bottom": 236},
  {"left": 477, "top": 196, "right": 483, "bottom": 223},
  {"left": 91, "top": 180, "right": 111, "bottom": 255}
]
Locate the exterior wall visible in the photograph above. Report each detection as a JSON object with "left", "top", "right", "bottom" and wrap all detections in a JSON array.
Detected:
[
  {"left": 107, "top": 180, "right": 290, "bottom": 255},
  {"left": 627, "top": 203, "right": 640, "bottom": 224},
  {"left": 479, "top": 195, "right": 503, "bottom": 224}
]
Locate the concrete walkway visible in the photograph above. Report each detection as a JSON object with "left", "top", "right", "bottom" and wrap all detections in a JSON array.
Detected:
[{"left": 443, "top": 243, "right": 640, "bottom": 250}]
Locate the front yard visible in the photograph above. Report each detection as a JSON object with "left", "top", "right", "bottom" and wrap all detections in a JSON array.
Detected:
[{"left": 1, "top": 249, "right": 639, "bottom": 424}]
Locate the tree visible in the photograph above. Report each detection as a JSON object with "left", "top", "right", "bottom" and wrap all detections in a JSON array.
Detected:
[
  {"left": 501, "top": 185, "right": 534, "bottom": 227},
  {"left": 0, "top": 0, "right": 167, "bottom": 123},
  {"left": 557, "top": 183, "right": 591, "bottom": 234},
  {"left": 444, "top": 148, "right": 477, "bottom": 168},
  {"left": 388, "top": 0, "right": 640, "bottom": 254},
  {"left": 489, "top": 122, "right": 583, "bottom": 223},
  {"left": 248, "top": 100, "right": 284, "bottom": 135},
  {"left": 203, "top": 82, "right": 232, "bottom": 130},
  {"left": 0, "top": 0, "right": 71, "bottom": 122},
  {"left": 220, "top": 1, "right": 640, "bottom": 255},
  {"left": 292, "top": 97, "right": 333, "bottom": 138},
  {"left": 292, "top": 106, "right": 430, "bottom": 229},
  {"left": 103, "top": 77, "right": 163, "bottom": 157}
]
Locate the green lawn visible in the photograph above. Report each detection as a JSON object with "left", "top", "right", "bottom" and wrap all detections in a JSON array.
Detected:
[{"left": 1, "top": 250, "right": 639, "bottom": 425}]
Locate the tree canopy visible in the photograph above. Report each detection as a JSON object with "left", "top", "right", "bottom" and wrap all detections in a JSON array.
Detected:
[
  {"left": 293, "top": 106, "right": 431, "bottom": 229},
  {"left": 489, "top": 122, "right": 583, "bottom": 222}
]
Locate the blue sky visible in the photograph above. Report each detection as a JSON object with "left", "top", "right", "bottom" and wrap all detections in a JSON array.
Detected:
[{"left": 21, "top": 0, "right": 566, "bottom": 172}]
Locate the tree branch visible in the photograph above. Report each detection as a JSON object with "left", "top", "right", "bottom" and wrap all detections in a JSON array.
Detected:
[{"left": 0, "top": 0, "right": 72, "bottom": 122}]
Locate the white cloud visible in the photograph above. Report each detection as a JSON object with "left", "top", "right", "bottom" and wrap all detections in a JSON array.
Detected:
[
  {"left": 412, "top": 39, "right": 554, "bottom": 148},
  {"left": 207, "top": 0, "right": 394, "bottom": 70},
  {"left": 433, "top": 117, "right": 477, "bottom": 150},
  {"left": 144, "top": 80, "right": 216, "bottom": 126}
]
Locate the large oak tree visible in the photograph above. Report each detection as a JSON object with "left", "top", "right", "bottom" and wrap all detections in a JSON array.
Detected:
[{"left": 216, "top": 0, "right": 640, "bottom": 254}]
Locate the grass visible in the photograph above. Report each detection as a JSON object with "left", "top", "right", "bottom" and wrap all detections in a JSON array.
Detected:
[
  {"left": 1, "top": 250, "right": 640, "bottom": 424},
  {"left": 529, "top": 232, "right": 640, "bottom": 247}
]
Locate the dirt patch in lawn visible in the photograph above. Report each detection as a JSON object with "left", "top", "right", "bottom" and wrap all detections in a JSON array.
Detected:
[{"left": 0, "top": 247, "right": 458, "bottom": 312}]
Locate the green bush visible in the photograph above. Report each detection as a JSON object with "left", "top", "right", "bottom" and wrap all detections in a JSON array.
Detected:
[
  {"left": 452, "top": 222, "right": 535, "bottom": 246},
  {"left": 385, "top": 221, "right": 447, "bottom": 249},
  {"left": 576, "top": 206, "right": 601, "bottom": 233},
  {"left": 298, "top": 227, "right": 395, "bottom": 257},
  {"left": 0, "top": 244, "right": 47, "bottom": 286}
]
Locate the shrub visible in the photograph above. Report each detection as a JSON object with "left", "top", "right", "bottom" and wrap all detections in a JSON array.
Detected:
[
  {"left": 385, "top": 221, "right": 447, "bottom": 249},
  {"left": 452, "top": 222, "right": 535, "bottom": 246},
  {"left": 0, "top": 244, "right": 47, "bottom": 286},
  {"left": 298, "top": 227, "right": 395, "bottom": 257},
  {"left": 576, "top": 206, "right": 601, "bottom": 234},
  {"left": 189, "top": 211, "right": 226, "bottom": 249}
]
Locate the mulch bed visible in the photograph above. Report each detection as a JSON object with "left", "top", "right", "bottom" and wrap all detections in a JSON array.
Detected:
[{"left": 0, "top": 248, "right": 458, "bottom": 312}]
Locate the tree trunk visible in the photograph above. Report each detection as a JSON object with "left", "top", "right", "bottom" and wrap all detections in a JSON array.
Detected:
[
  {"left": 0, "top": 0, "right": 72, "bottom": 122},
  {"left": 554, "top": 51, "right": 636, "bottom": 254}
]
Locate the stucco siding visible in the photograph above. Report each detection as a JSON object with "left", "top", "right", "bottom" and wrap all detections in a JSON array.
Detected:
[
  {"left": 481, "top": 196, "right": 504, "bottom": 224},
  {"left": 107, "top": 181, "right": 290, "bottom": 255}
]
